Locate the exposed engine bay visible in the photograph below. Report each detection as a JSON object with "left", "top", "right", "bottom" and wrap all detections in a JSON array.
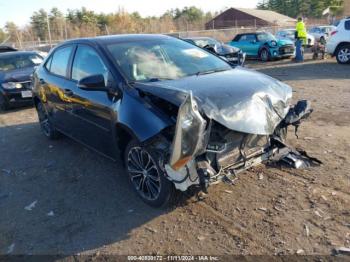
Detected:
[{"left": 145, "top": 92, "right": 320, "bottom": 193}]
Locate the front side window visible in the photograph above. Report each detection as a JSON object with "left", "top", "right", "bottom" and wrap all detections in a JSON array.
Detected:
[
  {"left": 239, "top": 34, "right": 256, "bottom": 42},
  {"left": 106, "top": 38, "right": 231, "bottom": 82},
  {"left": 50, "top": 46, "right": 73, "bottom": 77},
  {"left": 72, "top": 45, "right": 107, "bottom": 81}
]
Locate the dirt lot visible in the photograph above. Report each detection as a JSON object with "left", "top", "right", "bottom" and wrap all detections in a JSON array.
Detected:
[{"left": 0, "top": 58, "right": 349, "bottom": 257}]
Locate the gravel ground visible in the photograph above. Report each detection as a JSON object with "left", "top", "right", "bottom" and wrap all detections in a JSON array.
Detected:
[{"left": 0, "top": 57, "right": 349, "bottom": 257}]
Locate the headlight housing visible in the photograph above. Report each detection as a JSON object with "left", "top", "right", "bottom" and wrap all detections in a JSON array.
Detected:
[
  {"left": 2, "top": 82, "right": 22, "bottom": 90},
  {"left": 270, "top": 40, "right": 278, "bottom": 47},
  {"left": 169, "top": 92, "right": 206, "bottom": 170}
]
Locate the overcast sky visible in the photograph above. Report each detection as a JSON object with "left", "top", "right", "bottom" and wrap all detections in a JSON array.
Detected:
[{"left": 0, "top": 0, "right": 259, "bottom": 27}]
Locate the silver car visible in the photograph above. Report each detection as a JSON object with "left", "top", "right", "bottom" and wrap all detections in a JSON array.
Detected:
[
  {"left": 308, "top": 25, "right": 337, "bottom": 41},
  {"left": 276, "top": 29, "right": 315, "bottom": 47}
]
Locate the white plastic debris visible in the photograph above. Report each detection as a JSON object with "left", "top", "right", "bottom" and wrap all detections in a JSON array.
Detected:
[
  {"left": 296, "top": 249, "right": 304, "bottom": 254},
  {"left": 334, "top": 247, "right": 350, "bottom": 255},
  {"left": 7, "top": 243, "right": 15, "bottom": 254},
  {"left": 314, "top": 210, "right": 323, "bottom": 218},
  {"left": 24, "top": 200, "right": 37, "bottom": 211},
  {"left": 258, "top": 173, "right": 264, "bottom": 180},
  {"left": 47, "top": 211, "right": 54, "bottom": 216},
  {"left": 304, "top": 224, "right": 310, "bottom": 237}
]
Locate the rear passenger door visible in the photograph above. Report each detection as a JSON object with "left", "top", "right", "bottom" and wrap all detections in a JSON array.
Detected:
[{"left": 42, "top": 45, "right": 75, "bottom": 133}]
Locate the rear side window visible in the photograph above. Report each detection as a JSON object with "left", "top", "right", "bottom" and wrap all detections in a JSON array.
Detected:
[
  {"left": 72, "top": 45, "right": 107, "bottom": 81},
  {"left": 345, "top": 20, "right": 350, "bottom": 30},
  {"left": 50, "top": 46, "right": 73, "bottom": 77}
]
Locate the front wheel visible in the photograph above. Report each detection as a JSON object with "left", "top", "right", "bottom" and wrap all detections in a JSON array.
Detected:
[
  {"left": 335, "top": 44, "right": 350, "bottom": 64},
  {"left": 260, "top": 48, "right": 270, "bottom": 62},
  {"left": 36, "top": 102, "right": 61, "bottom": 139},
  {"left": 124, "top": 139, "right": 176, "bottom": 207}
]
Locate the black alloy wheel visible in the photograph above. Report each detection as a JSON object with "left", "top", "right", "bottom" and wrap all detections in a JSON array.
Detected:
[
  {"left": 36, "top": 102, "right": 60, "bottom": 139},
  {"left": 125, "top": 140, "right": 176, "bottom": 207}
]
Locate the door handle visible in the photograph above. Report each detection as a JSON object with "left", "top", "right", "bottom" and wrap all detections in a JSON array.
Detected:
[{"left": 63, "top": 89, "right": 74, "bottom": 96}]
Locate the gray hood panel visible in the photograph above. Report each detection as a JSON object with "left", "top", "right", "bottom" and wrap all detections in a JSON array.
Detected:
[{"left": 136, "top": 68, "right": 292, "bottom": 135}]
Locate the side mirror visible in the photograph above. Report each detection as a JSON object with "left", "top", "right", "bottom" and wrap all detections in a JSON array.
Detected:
[{"left": 78, "top": 74, "right": 108, "bottom": 91}]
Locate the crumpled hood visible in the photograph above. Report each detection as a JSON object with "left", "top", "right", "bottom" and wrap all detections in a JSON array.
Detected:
[
  {"left": 0, "top": 67, "right": 34, "bottom": 83},
  {"left": 135, "top": 67, "right": 292, "bottom": 135},
  {"left": 215, "top": 44, "right": 240, "bottom": 56}
]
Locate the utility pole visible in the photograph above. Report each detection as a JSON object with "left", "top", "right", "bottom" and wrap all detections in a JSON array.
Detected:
[
  {"left": 46, "top": 13, "right": 52, "bottom": 48},
  {"left": 64, "top": 19, "right": 68, "bottom": 40},
  {"left": 105, "top": 24, "right": 110, "bottom": 35}
]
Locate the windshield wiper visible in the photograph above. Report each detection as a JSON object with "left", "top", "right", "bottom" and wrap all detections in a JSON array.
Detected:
[
  {"left": 194, "top": 68, "right": 229, "bottom": 76},
  {"left": 145, "top": 77, "right": 174, "bottom": 82}
]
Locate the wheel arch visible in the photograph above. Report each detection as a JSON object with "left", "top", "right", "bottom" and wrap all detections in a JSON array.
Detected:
[
  {"left": 334, "top": 42, "right": 350, "bottom": 56},
  {"left": 113, "top": 92, "right": 174, "bottom": 157}
]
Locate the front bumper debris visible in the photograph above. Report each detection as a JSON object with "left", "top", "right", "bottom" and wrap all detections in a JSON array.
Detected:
[{"left": 165, "top": 95, "right": 320, "bottom": 192}]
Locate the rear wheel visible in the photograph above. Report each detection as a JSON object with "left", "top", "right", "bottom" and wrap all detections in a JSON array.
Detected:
[
  {"left": 260, "top": 48, "right": 270, "bottom": 62},
  {"left": 335, "top": 44, "right": 350, "bottom": 64},
  {"left": 36, "top": 102, "right": 61, "bottom": 139},
  {"left": 124, "top": 139, "right": 176, "bottom": 207},
  {"left": 0, "top": 94, "right": 9, "bottom": 111}
]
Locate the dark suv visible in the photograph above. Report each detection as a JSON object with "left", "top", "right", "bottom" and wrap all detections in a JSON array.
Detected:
[{"left": 33, "top": 34, "right": 312, "bottom": 207}]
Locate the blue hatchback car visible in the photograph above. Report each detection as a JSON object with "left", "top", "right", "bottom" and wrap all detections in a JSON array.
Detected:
[{"left": 228, "top": 32, "right": 295, "bottom": 61}]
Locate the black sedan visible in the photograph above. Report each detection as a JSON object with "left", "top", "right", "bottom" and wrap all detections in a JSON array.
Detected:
[
  {"left": 184, "top": 37, "right": 246, "bottom": 66},
  {"left": 0, "top": 45, "right": 18, "bottom": 53},
  {"left": 0, "top": 51, "right": 43, "bottom": 110},
  {"left": 32, "top": 34, "right": 313, "bottom": 207}
]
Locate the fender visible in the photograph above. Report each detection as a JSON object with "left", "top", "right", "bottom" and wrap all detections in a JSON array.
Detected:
[{"left": 115, "top": 89, "right": 174, "bottom": 142}]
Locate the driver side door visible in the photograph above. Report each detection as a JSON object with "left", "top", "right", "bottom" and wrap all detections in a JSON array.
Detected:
[{"left": 67, "top": 44, "right": 117, "bottom": 157}]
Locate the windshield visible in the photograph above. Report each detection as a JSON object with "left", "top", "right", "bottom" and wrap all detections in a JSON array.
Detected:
[
  {"left": 106, "top": 38, "right": 231, "bottom": 82},
  {"left": 192, "top": 38, "right": 219, "bottom": 48},
  {"left": 278, "top": 30, "right": 294, "bottom": 38},
  {"left": 257, "top": 33, "right": 276, "bottom": 42},
  {"left": 0, "top": 53, "right": 43, "bottom": 71}
]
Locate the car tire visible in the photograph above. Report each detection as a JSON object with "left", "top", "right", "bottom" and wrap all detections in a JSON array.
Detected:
[
  {"left": 335, "top": 44, "right": 350, "bottom": 64},
  {"left": 259, "top": 48, "right": 270, "bottom": 62},
  {"left": 36, "top": 101, "right": 61, "bottom": 139},
  {"left": 124, "top": 139, "right": 177, "bottom": 207},
  {"left": 0, "top": 94, "right": 9, "bottom": 111}
]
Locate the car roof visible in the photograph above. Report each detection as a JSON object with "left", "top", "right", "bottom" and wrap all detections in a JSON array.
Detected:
[
  {"left": 0, "top": 51, "right": 39, "bottom": 58},
  {"left": 279, "top": 29, "right": 295, "bottom": 31},
  {"left": 184, "top": 37, "right": 214, "bottom": 40},
  {"left": 56, "top": 34, "right": 175, "bottom": 48}
]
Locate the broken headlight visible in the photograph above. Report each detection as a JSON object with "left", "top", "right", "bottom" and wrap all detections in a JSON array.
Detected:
[{"left": 169, "top": 92, "right": 206, "bottom": 170}]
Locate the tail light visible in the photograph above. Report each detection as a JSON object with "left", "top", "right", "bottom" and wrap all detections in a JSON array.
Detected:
[{"left": 331, "top": 31, "right": 338, "bottom": 36}]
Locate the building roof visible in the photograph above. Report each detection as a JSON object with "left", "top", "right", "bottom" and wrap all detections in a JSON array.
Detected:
[
  {"left": 235, "top": 8, "right": 296, "bottom": 25},
  {"left": 207, "top": 8, "right": 296, "bottom": 27}
]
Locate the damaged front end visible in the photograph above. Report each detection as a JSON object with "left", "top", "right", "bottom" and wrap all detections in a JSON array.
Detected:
[{"left": 164, "top": 92, "right": 319, "bottom": 193}]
